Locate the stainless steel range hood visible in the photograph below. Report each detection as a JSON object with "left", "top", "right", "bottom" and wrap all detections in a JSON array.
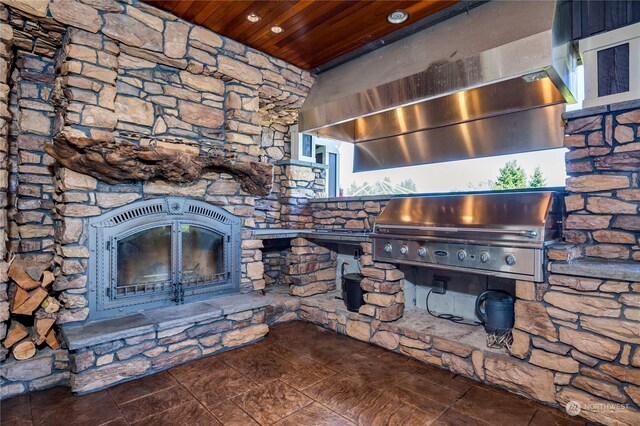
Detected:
[{"left": 299, "top": 1, "right": 577, "bottom": 172}]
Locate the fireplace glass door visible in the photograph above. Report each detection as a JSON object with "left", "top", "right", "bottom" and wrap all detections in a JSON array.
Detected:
[
  {"left": 116, "top": 225, "right": 173, "bottom": 297},
  {"left": 181, "top": 225, "right": 226, "bottom": 287},
  {"left": 113, "top": 223, "right": 227, "bottom": 302}
]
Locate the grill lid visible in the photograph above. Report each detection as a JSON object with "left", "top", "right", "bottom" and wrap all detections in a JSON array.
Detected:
[{"left": 374, "top": 191, "right": 562, "bottom": 245}]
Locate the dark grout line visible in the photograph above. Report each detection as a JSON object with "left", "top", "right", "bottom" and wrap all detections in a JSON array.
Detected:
[
  {"left": 312, "top": 400, "right": 358, "bottom": 426},
  {"left": 108, "top": 391, "right": 131, "bottom": 426},
  {"left": 227, "top": 390, "right": 265, "bottom": 426},
  {"left": 27, "top": 392, "right": 35, "bottom": 425},
  {"left": 118, "top": 382, "right": 192, "bottom": 425},
  {"left": 170, "top": 370, "right": 226, "bottom": 425}
]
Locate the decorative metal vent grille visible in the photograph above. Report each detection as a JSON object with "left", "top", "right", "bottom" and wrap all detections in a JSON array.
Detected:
[
  {"left": 188, "top": 203, "right": 232, "bottom": 224},
  {"left": 109, "top": 203, "right": 164, "bottom": 226}
]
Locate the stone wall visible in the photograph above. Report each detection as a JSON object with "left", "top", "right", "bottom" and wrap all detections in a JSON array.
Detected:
[
  {"left": 262, "top": 196, "right": 405, "bottom": 322},
  {"left": 275, "top": 160, "right": 327, "bottom": 229},
  {"left": 8, "top": 53, "right": 56, "bottom": 256},
  {"left": 0, "top": 298, "right": 269, "bottom": 398},
  {"left": 518, "top": 103, "right": 640, "bottom": 424},
  {"left": 302, "top": 198, "right": 406, "bottom": 322},
  {"left": 1, "top": 348, "right": 69, "bottom": 397},
  {"left": 563, "top": 102, "right": 640, "bottom": 260},
  {"left": 262, "top": 240, "right": 290, "bottom": 287},
  {"left": 285, "top": 237, "right": 337, "bottom": 297},
  {"left": 255, "top": 160, "right": 327, "bottom": 229},
  {"left": 0, "top": 4, "right": 12, "bottom": 359}
]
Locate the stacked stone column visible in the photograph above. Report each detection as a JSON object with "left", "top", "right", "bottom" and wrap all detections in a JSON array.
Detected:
[
  {"left": 9, "top": 53, "right": 57, "bottom": 255},
  {"left": 504, "top": 104, "right": 640, "bottom": 424},
  {"left": 51, "top": 26, "right": 120, "bottom": 324},
  {"left": 563, "top": 106, "right": 640, "bottom": 259},
  {"left": 358, "top": 241, "right": 405, "bottom": 321},
  {"left": 278, "top": 161, "right": 326, "bottom": 229},
  {"left": 0, "top": 4, "right": 13, "bottom": 357},
  {"left": 285, "top": 237, "right": 337, "bottom": 297},
  {"left": 224, "top": 83, "right": 262, "bottom": 163}
]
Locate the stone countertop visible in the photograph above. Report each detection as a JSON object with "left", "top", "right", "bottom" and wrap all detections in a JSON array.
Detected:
[
  {"left": 253, "top": 229, "right": 370, "bottom": 243},
  {"left": 62, "top": 293, "right": 272, "bottom": 350},
  {"left": 550, "top": 258, "right": 640, "bottom": 282}
]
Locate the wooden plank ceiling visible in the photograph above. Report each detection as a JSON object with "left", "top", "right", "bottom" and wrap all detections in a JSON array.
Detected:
[{"left": 143, "top": 1, "right": 457, "bottom": 70}]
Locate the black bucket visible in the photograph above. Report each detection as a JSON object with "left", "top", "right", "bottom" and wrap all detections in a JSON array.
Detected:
[
  {"left": 475, "top": 290, "right": 515, "bottom": 333},
  {"left": 342, "top": 273, "right": 364, "bottom": 312}
]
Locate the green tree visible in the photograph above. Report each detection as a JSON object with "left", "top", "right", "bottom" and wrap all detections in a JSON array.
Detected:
[
  {"left": 492, "top": 160, "right": 527, "bottom": 190},
  {"left": 399, "top": 178, "right": 417, "bottom": 192},
  {"left": 346, "top": 177, "right": 416, "bottom": 196},
  {"left": 528, "top": 166, "right": 546, "bottom": 188}
]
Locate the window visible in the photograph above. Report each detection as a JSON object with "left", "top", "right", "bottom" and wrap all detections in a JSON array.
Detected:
[
  {"left": 302, "top": 134, "right": 313, "bottom": 157},
  {"left": 315, "top": 138, "right": 340, "bottom": 197},
  {"left": 337, "top": 144, "right": 568, "bottom": 197}
]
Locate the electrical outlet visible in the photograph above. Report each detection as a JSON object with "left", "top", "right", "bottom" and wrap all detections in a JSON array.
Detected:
[{"left": 432, "top": 277, "right": 447, "bottom": 294}]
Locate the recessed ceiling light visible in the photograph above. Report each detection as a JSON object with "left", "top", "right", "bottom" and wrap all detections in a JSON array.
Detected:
[
  {"left": 271, "top": 25, "right": 283, "bottom": 34},
  {"left": 247, "top": 13, "right": 260, "bottom": 23},
  {"left": 387, "top": 9, "right": 409, "bottom": 24}
]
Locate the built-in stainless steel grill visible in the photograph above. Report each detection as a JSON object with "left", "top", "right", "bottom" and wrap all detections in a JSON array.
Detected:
[{"left": 372, "top": 191, "right": 563, "bottom": 282}]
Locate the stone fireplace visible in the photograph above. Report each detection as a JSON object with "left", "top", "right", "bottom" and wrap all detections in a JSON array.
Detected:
[
  {"left": 0, "top": 0, "right": 319, "bottom": 398},
  {"left": 88, "top": 197, "right": 241, "bottom": 320}
]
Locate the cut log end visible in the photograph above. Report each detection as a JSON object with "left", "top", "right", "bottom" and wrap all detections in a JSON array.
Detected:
[{"left": 13, "top": 340, "right": 36, "bottom": 360}]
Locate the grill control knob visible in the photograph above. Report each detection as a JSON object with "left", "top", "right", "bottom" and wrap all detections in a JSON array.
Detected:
[
  {"left": 384, "top": 244, "right": 393, "bottom": 253},
  {"left": 400, "top": 245, "right": 409, "bottom": 255},
  {"left": 505, "top": 254, "right": 517, "bottom": 266},
  {"left": 457, "top": 250, "right": 467, "bottom": 261},
  {"left": 417, "top": 247, "right": 427, "bottom": 257},
  {"left": 480, "top": 252, "right": 490, "bottom": 263}
]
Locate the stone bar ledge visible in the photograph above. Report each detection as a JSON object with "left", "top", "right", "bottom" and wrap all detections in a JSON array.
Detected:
[
  {"left": 274, "top": 159, "right": 329, "bottom": 169},
  {"left": 62, "top": 293, "right": 271, "bottom": 350},
  {"left": 254, "top": 229, "right": 370, "bottom": 243},
  {"left": 549, "top": 259, "right": 640, "bottom": 282}
]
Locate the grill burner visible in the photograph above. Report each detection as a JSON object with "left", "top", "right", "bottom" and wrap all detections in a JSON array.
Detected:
[{"left": 372, "top": 191, "right": 563, "bottom": 282}]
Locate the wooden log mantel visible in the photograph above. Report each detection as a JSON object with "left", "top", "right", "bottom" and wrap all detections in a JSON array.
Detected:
[{"left": 45, "top": 133, "right": 274, "bottom": 196}]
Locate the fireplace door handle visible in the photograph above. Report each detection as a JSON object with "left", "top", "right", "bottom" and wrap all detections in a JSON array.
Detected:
[
  {"left": 173, "top": 281, "right": 185, "bottom": 304},
  {"left": 173, "top": 282, "right": 185, "bottom": 304}
]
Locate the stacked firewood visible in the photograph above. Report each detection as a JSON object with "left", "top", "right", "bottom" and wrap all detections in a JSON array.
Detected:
[{"left": 2, "top": 255, "right": 60, "bottom": 360}]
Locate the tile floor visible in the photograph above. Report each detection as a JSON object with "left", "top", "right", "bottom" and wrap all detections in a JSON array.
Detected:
[{"left": 1, "top": 321, "right": 587, "bottom": 426}]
